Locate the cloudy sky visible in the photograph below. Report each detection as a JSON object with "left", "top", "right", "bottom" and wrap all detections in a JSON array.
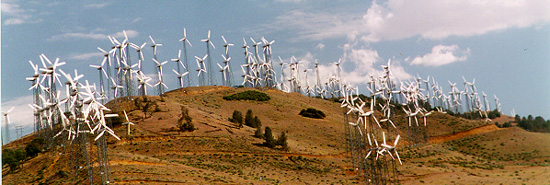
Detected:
[{"left": 2, "top": 0, "right": 550, "bottom": 144}]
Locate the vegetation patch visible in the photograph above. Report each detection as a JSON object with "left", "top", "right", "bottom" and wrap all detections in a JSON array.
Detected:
[
  {"left": 299, "top": 108, "right": 326, "bottom": 119},
  {"left": 223, "top": 90, "right": 270, "bottom": 101}
]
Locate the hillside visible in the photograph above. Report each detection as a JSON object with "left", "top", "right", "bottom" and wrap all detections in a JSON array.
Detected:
[{"left": 3, "top": 86, "right": 549, "bottom": 184}]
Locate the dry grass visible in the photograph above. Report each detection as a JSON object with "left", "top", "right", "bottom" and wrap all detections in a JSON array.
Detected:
[{"left": 3, "top": 86, "right": 548, "bottom": 184}]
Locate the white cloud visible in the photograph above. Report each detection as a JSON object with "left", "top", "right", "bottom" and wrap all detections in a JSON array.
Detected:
[
  {"left": 315, "top": 43, "right": 325, "bottom": 50},
  {"left": 67, "top": 52, "right": 103, "bottom": 60},
  {"left": 267, "top": 0, "right": 550, "bottom": 42},
  {"left": 408, "top": 45, "right": 471, "bottom": 66},
  {"left": 340, "top": 43, "right": 413, "bottom": 84},
  {"left": 2, "top": 1, "right": 41, "bottom": 25},
  {"left": 288, "top": 44, "right": 413, "bottom": 88},
  {"left": 48, "top": 30, "right": 139, "bottom": 41},
  {"left": 84, "top": 2, "right": 111, "bottom": 9}
]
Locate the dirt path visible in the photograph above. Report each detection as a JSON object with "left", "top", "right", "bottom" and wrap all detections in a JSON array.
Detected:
[{"left": 429, "top": 124, "right": 499, "bottom": 144}]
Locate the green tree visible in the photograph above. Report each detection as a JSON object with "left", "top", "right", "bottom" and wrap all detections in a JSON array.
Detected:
[
  {"left": 177, "top": 106, "right": 195, "bottom": 132},
  {"left": 253, "top": 116, "right": 262, "bottom": 128},
  {"left": 245, "top": 109, "right": 254, "bottom": 127},
  {"left": 277, "top": 131, "right": 289, "bottom": 151},
  {"left": 264, "top": 127, "right": 276, "bottom": 148},
  {"left": 229, "top": 110, "right": 244, "bottom": 128}
]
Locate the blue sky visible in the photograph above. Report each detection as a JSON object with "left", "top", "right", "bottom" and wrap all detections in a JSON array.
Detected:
[{"left": 2, "top": 0, "right": 550, "bottom": 143}]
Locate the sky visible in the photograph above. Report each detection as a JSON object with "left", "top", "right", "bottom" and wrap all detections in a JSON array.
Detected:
[{"left": 2, "top": 0, "right": 550, "bottom": 144}]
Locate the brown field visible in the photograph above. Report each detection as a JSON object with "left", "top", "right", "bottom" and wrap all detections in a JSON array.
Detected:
[{"left": 3, "top": 86, "right": 549, "bottom": 184}]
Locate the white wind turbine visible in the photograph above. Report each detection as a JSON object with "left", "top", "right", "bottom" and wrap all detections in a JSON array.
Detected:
[
  {"left": 89, "top": 58, "right": 109, "bottom": 103},
  {"left": 201, "top": 30, "right": 216, "bottom": 86},
  {"left": 171, "top": 50, "right": 188, "bottom": 88},
  {"left": 217, "top": 63, "right": 229, "bottom": 86},
  {"left": 129, "top": 42, "right": 147, "bottom": 71},
  {"left": 2, "top": 107, "right": 15, "bottom": 144},
  {"left": 221, "top": 36, "right": 234, "bottom": 86},
  {"left": 380, "top": 134, "right": 402, "bottom": 165},
  {"left": 153, "top": 59, "right": 169, "bottom": 94},
  {"left": 149, "top": 35, "right": 163, "bottom": 58},
  {"left": 220, "top": 54, "right": 232, "bottom": 86},
  {"left": 179, "top": 28, "right": 193, "bottom": 87},
  {"left": 195, "top": 54, "right": 208, "bottom": 86},
  {"left": 136, "top": 71, "right": 152, "bottom": 96},
  {"left": 172, "top": 69, "right": 189, "bottom": 88},
  {"left": 122, "top": 110, "right": 135, "bottom": 136}
]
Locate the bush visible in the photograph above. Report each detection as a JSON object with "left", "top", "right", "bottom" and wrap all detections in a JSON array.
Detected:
[
  {"left": 223, "top": 90, "right": 271, "bottom": 101},
  {"left": 2, "top": 148, "right": 26, "bottom": 171},
  {"left": 264, "top": 127, "right": 276, "bottom": 148},
  {"left": 177, "top": 106, "right": 195, "bottom": 132},
  {"left": 25, "top": 137, "right": 46, "bottom": 157},
  {"left": 299, "top": 108, "right": 326, "bottom": 119},
  {"left": 229, "top": 110, "right": 243, "bottom": 128}
]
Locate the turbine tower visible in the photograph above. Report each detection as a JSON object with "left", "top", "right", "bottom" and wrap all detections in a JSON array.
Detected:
[
  {"left": 2, "top": 107, "right": 14, "bottom": 145},
  {"left": 201, "top": 30, "right": 216, "bottom": 86},
  {"left": 179, "top": 28, "right": 192, "bottom": 87}
]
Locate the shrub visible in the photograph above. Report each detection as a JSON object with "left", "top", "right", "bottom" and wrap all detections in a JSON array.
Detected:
[
  {"left": 2, "top": 148, "right": 26, "bottom": 171},
  {"left": 229, "top": 110, "right": 243, "bottom": 128},
  {"left": 264, "top": 127, "right": 276, "bottom": 148},
  {"left": 177, "top": 106, "right": 195, "bottom": 132},
  {"left": 299, "top": 108, "right": 326, "bottom": 119},
  {"left": 223, "top": 90, "right": 270, "bottom": 101},
  {"left": 25, "top": 137, "right": 46, "bottom": 157}
]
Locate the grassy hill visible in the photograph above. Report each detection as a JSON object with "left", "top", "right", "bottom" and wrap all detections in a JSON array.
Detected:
[{"left": 2, "top": 86, "right": 549, "bottom": 184}]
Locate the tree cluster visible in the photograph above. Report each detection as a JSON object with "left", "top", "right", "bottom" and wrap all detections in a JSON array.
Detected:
[
  {"left": 254, "top": 126, "right": 289, "bottom": 150},
  {"left": 516, "top": 115, "right": 550, "bottom": 133},
  {"left": 2, "top": 137, "right": 46, "bottom": 172},
  {"left": 245, "top": 109, "right": 262, "bottom": 128}
]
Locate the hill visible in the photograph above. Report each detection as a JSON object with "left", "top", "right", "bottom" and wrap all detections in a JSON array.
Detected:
[{"left": 2, "top": 86, "right": 549, "bottom": 184}]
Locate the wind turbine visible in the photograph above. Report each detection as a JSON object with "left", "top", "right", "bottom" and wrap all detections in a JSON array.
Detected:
[
  {"left": 153, "top": 59, "right": 168, "bottom": 95},
  {"left": 195, "top": 54, "right": 208, "bottom": 86},
  {"left": 179, "top": 28, "right": 193, "bottom": 87},
  {"left": 217, "top": 63, "right": 229, "bottom": 86},
  {"left": 2, "top": 107, "right": 15, "bottom": 144},
  {"left": 136, "top": 71, "right": 152, "bottom": 96},
  {"left": 89, "top": 59, "right": 109, "bottom": 104},
  {"left": 221, "top": 36, "right": 234, "bottom": 87},
  {"left": 171, "top": 50, "right": 189, "bottom": 88},
  {"left": 220, "top": 55, "right": 232, "bottom": 86},
  {"left": 129, "top": 42, "right": 147, "bottom": 71},
  {"left": 242, "top": 38, "right": 251, "bottom": 87},
  {"left": 172, "top": 69, "right": 189, "bottom": 88},
  {"left": 201, "top": 30, "right": 216, "bottom": 86},
  {"left": 122, "top": 110, "right": 135, "bottom": 136},
  {"left": 149, "top": 35, "right": 163, "bottom": 58}
]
